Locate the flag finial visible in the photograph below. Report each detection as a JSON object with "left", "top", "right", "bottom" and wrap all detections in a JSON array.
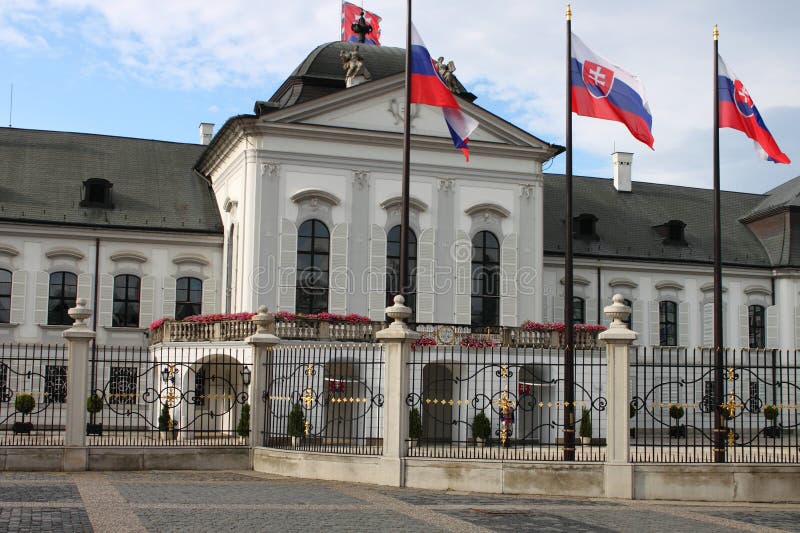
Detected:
[
  {"left": 566, "top": 4, "right": 572, "bottom": 21},
  {"left": 713, "top": 24, "right": 719, "bottom": 41}
]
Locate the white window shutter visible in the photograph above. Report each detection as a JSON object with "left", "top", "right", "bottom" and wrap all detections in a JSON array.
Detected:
[
  {"left": 702, "top": 302, "right": 713, "bottom": 347},
  {"left": 278, "top": 219, "right": 298, "bottom": 312},
  {"left": 367, "top": 224, "right": 387, "bottom": 321},
  {"left": 500, "top": 233, "right": 518, "bottom": 327},
  {"left": 766, "top": 305, "right": 778, "bottom": 348},
  {"left": 416, "top": 228, "right": 436, "bottom": 323},
  {"left": 585, "top": 297, "right": 598, "bottom": 325},
  {"left": 329, "top": 223, "right": 349, "bottom": 314},
  {"left": 544, "top": 295, "right": 553, "bottom": 322},
  {"left": 77, "top": 273, "right": 93, "bottom": 305},
  {"left": 162, "top": 275, "right": 176, "bottom": 319},
  {"left": 34, "top": 271, "right": 49, "bottom": 325},
  {"left": 454, "top": 230, "right": 471, "bottom": 324},
  {"left": 554, "top": 296, "right": 564, "bottom": 323},
  {"left": 794, "top": 305, "right": 800, "bottom": 349},
  {"left": 739, "top": 304, "right": 750, "bottom": 349},
  {"left": 202, "top": 278, "right": 217, "bottom": 314},
  {"left": 678, "top": 301, "right": 690, "bottom": 347},
  {"left": 10, "top": 271, "right": 27, "bottom": 325},
  {"left": 631, "top": 300, "right": 644, "bottom": 336},
  {"left": 98, "top": 274, "right": 114, "bottom": 327},
  {"left": 139, "top": 276, "right": 156, "bottom": 328},
  {"left": 648, "top": 301, "right": 659, "bottom": 346}
]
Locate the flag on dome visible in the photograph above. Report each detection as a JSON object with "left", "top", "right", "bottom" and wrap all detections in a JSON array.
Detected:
[
  {"left": 570, "top": 32, "right": 654, "bottom": 149},
  {"left": 341, "top": 2, "right": 382, "bottom": 45},
  {"left": 717, "top": 55, "right": 790, "bottom": 164},
  {"left": 410, "top": 23, "right": 479, "bottom": 161}
]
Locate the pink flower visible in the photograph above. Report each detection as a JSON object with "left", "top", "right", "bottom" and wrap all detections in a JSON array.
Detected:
[
  {"left": 149, "top": 317, "right": 170, "bottom": 331},
  {"left": 459, "top": 336, "right": 497, "bottom": 348},
  {"left": 411, "top": 337, "right": 437, "bottom": 351}
]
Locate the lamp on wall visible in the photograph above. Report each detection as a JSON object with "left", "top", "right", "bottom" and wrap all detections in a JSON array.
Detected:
[{"left": 241, "top": 366, "right": 251, "bottom": 386}]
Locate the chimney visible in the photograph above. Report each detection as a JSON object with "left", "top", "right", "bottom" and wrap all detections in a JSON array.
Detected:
[
  {"left": 612, "top": 151, "right": 633, "bottom": 192},
  {"left": 199, "top": 123, "right": 215, "bottom": 145}
]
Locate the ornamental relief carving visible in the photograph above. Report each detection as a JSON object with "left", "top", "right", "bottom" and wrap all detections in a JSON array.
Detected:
[
  {"left": 438, "top": 178, "right": 455, "bottom": 193},
  {"left": 262, "top": 161, "right": 280, "bottom": 179},
  {"left": 352, "top": 170, "right": 370, "bottom": 190}
]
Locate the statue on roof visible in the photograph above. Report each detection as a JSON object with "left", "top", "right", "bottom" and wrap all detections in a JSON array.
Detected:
[
  {"left": 435, "top": 57, "right": 459, "bottom": 93},
  {"left": 340, "top": 46, "right": 372, "bottom": 88}
]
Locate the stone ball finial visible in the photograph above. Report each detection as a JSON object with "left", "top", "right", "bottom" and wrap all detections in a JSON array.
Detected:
[
  {"left": 386, "top": 294, "right": 412, "bottom": 326},
  {"left": 252, "top": 305, "right": 274, "bottom": 334},
  {"left": 604, "top": 293, "right": 631, "bottom": 329},
  {"left": 67, "top": 298, "right": 92, "bottom": 327}
]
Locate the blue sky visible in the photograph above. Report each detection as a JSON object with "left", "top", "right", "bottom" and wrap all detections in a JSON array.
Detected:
[{"left": 1, "top": 1, "right": 798, "bottom": 193}]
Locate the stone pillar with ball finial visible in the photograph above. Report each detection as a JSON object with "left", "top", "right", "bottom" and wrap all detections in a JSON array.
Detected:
[
  {"left": 246, "top": 306, "right": 281, "bottom": 454},
  {"left": 598, "top": 293, "right": 637, "bottom": 498},
  {"left": 62, "top": 298, "right": 96, "bottom": 470},
  {"left": 375, "top": 295, "right": 419, "bottom": 486}
]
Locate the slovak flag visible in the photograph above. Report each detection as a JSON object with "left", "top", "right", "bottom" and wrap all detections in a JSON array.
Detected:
[
  {"left": 410, "top": 23, "right": 479, "bottom": 161},
  {"left": 341, "top": 2, "right": 382, "bottom": 45},
  {"left": 571, "top": 33, "right": 654, "bottom": 149},
  {"left": 718, "top": 55, "right": 790, "bottom": 164}
]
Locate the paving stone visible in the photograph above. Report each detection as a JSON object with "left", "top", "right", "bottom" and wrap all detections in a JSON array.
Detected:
[
  {"left": 704, "top": 510, "right": 800, "bottom": 532},
  {"left": 0, "top": 484, "right": 81, "bottom": 503},
  {"left": 0, "top": 507, "right": 92, "bottom": 532}
]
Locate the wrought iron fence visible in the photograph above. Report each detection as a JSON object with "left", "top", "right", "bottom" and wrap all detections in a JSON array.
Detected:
[
  {"left": 0, "top": 343, "right": 68, "bottom": 446},
  {"left": 630, "top": 347, "right": 799, "bottom": 463},
  {"left": 88, "top": 344, "right": 251, "bottom": 446},
  {"left": 264, "top": 343, "right": 384, "bottom": 454},
  {"left": 406, "top": 345, "right": 607, "bottom": 461}
]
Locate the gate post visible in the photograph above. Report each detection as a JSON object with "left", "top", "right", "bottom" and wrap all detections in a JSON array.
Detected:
[
  {"left": 246, "top": 307, "right": 280, "bottom": 457},
  {"left": 598, "top": 294, "right": 636, "bottom": 499},
  {"left": 375, "top": 296, "right": 419, "bottom": 487},
  {"left": 62, "top": 298, "right": 96, "bottom": 471}
]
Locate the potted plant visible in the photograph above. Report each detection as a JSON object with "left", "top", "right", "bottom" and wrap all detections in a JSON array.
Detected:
[
  {"left": 472, "top": 411, "right": 491, "bottom": 447},
  {"left": 629, "top": 403, "right": 637, "bottom": 439},
  {"left": 287, "top": 402, "right": 305, "bottom": 447},
  {"left": 408, "top": 407, "right": 422, "bottom": 447},
  {"left": 158, "top": 404, "right": 176, "bottom": 440},
  {"left": 763, "top": 404, "right": 781, "bottom": 438},
  {"left": 86, "top": 394, "right": 103, "bottom": 436},
  {"left": 237, "top": 403, "right": 251, "bottom": 440},
  {"left": 668, "top": 404, "right": 686, "bottom": 438},
  {"left": 13, "top": 393, "right": 35, "bottom": 434},
  {"left": 579, "top": 407, "right": 592, "bottom": 445}
]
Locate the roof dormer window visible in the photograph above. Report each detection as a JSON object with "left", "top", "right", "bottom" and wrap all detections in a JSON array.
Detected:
[
  {"left": 81, "top": 178, "right": 113, "bottom": 208},
  {"left": 573, "top": 213, "right": 598, "bottom": 240},
  {"left": 654, "top": 219, "right": 687, "bottom": 246}
]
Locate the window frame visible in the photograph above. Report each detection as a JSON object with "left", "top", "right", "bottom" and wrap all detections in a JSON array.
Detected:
[
  {"left": 44, "top": 364, "right": 67, "bottom": 403},
  {"left": 48, "top": 271, "right": 78, "bottom": 326},
  {"left": 0, "top": 269, "right": 11, "bottom": 324},
  {"left": 470, "top": 230, "right": 501, "bottom": 327},
  {"left": 385, "top": 225, "right": 417, "bottom": 312},
  {"left": 659, "top": 300, "right": 678, "bottom": 346},
  {"left": 175, "top": 276, "right": 203, "bottom": 320},
  {"left": 572, "top": 296, "right": 586, "bottom": 324},
  {"left": 295, "top": 219, "right": 330, "bottom": 315},
  {"left": 748, "top": 304, "right": 766, "bottom": 349},
  {"left": 112, "top": 274, "right": 141, "bottom": 328},
  {"left": 109, "top": 366, "right": 138, "bottom": 405}
]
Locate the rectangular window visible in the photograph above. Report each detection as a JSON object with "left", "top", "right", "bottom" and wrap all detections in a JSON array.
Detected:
[
  {"left": 703, "top": 380, "right": 714, "bottom": 412},
  {"left": 659, "top": 301, "right": 678, "bottom": 346},
  {"left": 748, "top": 305, "right": 766, "bottom": 349},
  {"left": 749, "top": 382, "right": 760, "bottom": 413},
  {"left": 44, "top": 365, "right": 67, "bottom": 403},
  {"left": 194, "top": 368, "right": 206, "bottom": 407},
  {"left": 109, "top": 367, "right": 138, "bottom": 405}
]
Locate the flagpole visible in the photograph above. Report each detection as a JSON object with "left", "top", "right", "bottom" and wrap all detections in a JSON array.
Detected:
[
  {"left": 712, "top": 24, "right": 726, "bottom": 464},
  {"left": 563, "top": 3, "right": 576, "bottom": 462},
  {"left": 399, "top": 0, "right": 412, "bottom": 304}
]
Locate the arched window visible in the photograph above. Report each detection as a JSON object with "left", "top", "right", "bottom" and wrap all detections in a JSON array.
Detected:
[
  {"left": 659, "top": 301, "right": 678, "bottom": 346},
  {"left": 471, "top": 231, "right": 500, "bottom": 327},
  {"left": 572, "top": 297, "right": 585, "bottom": 324},
  {"left": 113, "top": 274, "right": 141, "bottom": 327},
  {"left": 748, "top": 304, "right": 766, "bottom": 349},
  {"left": 175, "top": 277, "right": 202, "bottom": 320},
  {"left": 0, "top": 269, "right": 10, "bottom": 324},
  {"left": 386, "top": 225, "right": 417, "bottom": 311},
  {"left": 296, "top": 219, "right": 330, "bottom": 314},
  {"left": 48, "top": 271, "right": 77, "bottom": 325}
]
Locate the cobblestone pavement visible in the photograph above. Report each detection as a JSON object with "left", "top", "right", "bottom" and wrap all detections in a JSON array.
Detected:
[{"left": 0, "top": 471, "right": 798, "bottom": 532}]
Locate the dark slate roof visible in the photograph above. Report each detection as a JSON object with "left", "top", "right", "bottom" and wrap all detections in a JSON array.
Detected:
[
  {"left": 262, "top": 41, "right": 473, "bottom": 112},
  {"left": 0, "top": 127, "right": 222, "bottom": 234},
  {"left": 543, "top": 175, "right": 771, "bottom": 267},
  {"left": 742, "top": 175, "right": 800, "bottom": 221}
]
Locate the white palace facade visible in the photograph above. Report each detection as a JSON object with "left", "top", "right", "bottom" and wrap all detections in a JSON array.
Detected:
[{"left": 0, "top": 41, "right": 798, "bottom": 351}]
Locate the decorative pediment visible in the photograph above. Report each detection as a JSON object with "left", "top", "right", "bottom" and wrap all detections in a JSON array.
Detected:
[
  {"left": 172, "top": 254, "right": 209, "bottom": 266},
  {"left": 110, "top": 251, "right": 148, "bottom": 264},
  {"left": 700, "top": 282, "right": 727, "bottom": 293},
  {"left": 560, "top": 275, "right": 590, "bottom": 286},
  {"left": 379, "top": 196, "right": 429, "bottom": 213},
  {"left": 0, "top": 244, "right": 19, "bottom": 257},
  {"left": 465, "top": 203, "right": 511, "bottom": 219},
  {"left": 45, "top": 247, "right": 84, "bottom": 261},
  {"left": 655, "top": 280, "right": 684, "bottom": 291},
  {"left": 608, "top": 278, "right": 638, "bottom": 289},
  {"left": 744, "top": 285, "right": 771, "bottom": 296},
  {"left": 290, "top": 188, "right": 341, "bottom": 207}
]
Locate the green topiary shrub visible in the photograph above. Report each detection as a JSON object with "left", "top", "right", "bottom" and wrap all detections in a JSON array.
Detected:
[
  {"left": 158, "top": 404, "right": 172, "bottom": 431},
  {"left": 668, "top": 404, "right": 684, "bottom": 421},
  {"left": 86, "top": 394, "right": 103, "bottom": 414},
  {"left": 579, "top": 407, "right": 592, "bottom": 438},
  {"left": 287, "top": 403, "right": 306, "bottom": 438},
  {"left": 14, "top": 393, "right": 35, "bottom": 416},
  {"left": 472, "top": 411, "right": 491, "bottom": 441},
  {"left": 763, "top": 404, "right": 779, "bottom": 421},
  {"left": 237, "top": 403, "right": 251, "bottom": 437},
  {"left": 408, "top": 408, "right": 422, "bottom": 440}
]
